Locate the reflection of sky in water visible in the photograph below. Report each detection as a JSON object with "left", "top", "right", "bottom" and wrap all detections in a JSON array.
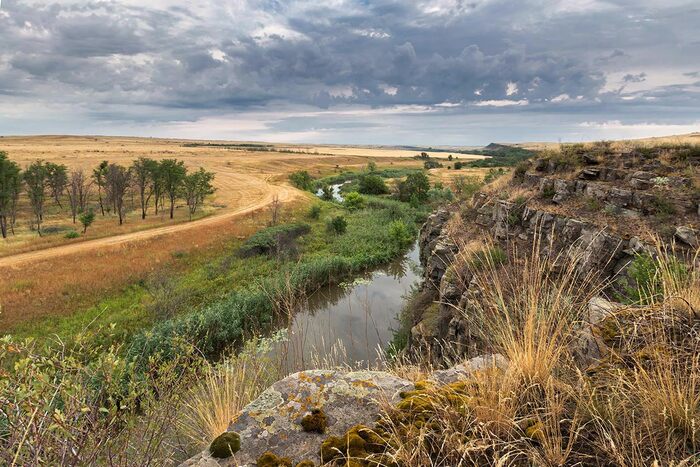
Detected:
[
  {"left": 277, "top": 243, "right": 421, "bottom": 369},
  {"left": 315, "top": 183, "right": 346, "bottom": 202}
]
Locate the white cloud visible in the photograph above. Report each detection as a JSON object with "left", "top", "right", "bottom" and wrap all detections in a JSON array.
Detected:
[
  {"left": 506, "top": 82, "right": 518, "bottom": 96},
  {"left": 473, "top": 99, "right": 529, "bottom": 107}
]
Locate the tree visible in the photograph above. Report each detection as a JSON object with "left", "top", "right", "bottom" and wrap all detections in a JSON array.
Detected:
[
  {"left": 0, "top": 151, "right": 22, "bottom": 238},
  {"left": 159, "top": 159, "right": 186, "bottom": 219},
  {"left": 131, "top": 157, "right": 159, "bottom": 219},
  {"left": 326, "top": 215, "right": 347, "bottom": 235},
  {"left": 24, "top": 160, "right": 49, "bottom": 235},
  {"left": 67, "top": 170, "right": 91, "bottom": 223},
  {"left": 397, "top": 172, "right": 430, "bottom": 203},
  {"left": 46, "top": 162, "right": 68, "bottom": 208},
  {"left": 92, "top": 160, "right": 109, "bottom": 216},
  {"left": 358, "top": 174, "right": 388, "bottom": 195},
  {"left": 448, "top": 154, "right": 453, "bottom": 161},
  {"left": 105, "top": 164, "right": 131, "bottom": 225},
  {"left": 366, "top": 160, "right": 377, "bottom": 173},
  {"left": 181, "top": 168, "right": 216, "bottom": 220},
  {"left": 289, "top": 170, "right": 313, "bottom": 190},
  {"left": 79, "top": 209, "right": 96, "bottom": 234}
]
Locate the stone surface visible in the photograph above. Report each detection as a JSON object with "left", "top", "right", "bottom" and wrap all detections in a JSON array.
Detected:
[
  {"left": 430, "top": 354, "right": 509, "bottom": 385},
  {"left": 182, "top": 370, "right": 411, "bottom": 467},
  {"left": 675, "top": 226, "right": 699, "bottom": 248}
]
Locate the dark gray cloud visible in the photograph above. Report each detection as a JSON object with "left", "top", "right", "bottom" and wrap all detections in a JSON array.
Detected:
[{"left": 0, "top": 0, "right": 698, "bottom": 143}]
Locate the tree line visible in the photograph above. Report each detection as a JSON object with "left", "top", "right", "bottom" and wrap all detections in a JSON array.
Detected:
[{"left": 0, "top": 151, "right": 215, "bottom": 238}]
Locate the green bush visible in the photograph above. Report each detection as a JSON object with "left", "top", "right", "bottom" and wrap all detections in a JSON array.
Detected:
[
  {"left": 397, "top": 172, "right": 430, "bottom": 203},
  {"left": 289, "top": 170, "right": 314, "bottom": 190},
  {"left": 388, "top": 220, "right": 415, "bottom": 250},
  {"left": 64, "top": 230, "right": 80, "bottom": 239},
  {"left": 343, "top": 192, "right": 365, "bottom": 211},
  {"left": 238, "top": 223, "right": 311, "bottom": 257},
  {"left": 358, "top": 174, "right": 389, "bottom": 195},
  {"left": 308, "top": 205, "right": 322, "bottom": 219},
  {"left": 326, "top": 216, "right": 348, "bottom": 235}
]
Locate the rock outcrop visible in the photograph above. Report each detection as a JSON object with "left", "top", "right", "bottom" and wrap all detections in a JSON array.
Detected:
[{"left": 182, "top": 370, "right": 411, "bottom": 467}]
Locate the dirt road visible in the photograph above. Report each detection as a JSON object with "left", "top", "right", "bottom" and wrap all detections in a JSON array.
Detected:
[{"left": 0, "top": 179, "right": 298, "bottom": 269}]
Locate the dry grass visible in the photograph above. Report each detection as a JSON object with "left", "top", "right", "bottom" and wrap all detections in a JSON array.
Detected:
[{"left": 368, "top": 237, "right": 700, "bottom": 466}]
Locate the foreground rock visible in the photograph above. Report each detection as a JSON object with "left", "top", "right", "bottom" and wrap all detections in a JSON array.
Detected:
[{"left": 182, "top": 370, "right": 411, "bottom": 467}]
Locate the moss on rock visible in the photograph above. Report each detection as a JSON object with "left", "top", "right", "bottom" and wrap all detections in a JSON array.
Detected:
[
  {"left": 209, "top": 431, "right": 241, "bottom": 459},
  {"left": 257, "top": 451, "right": 293, "bottom": 467},
  {"left": 300, "top": 408, "right": 328, "bottom": 434}
]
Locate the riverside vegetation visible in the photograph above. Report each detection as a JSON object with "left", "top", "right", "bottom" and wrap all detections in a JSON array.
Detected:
[{"left": 0, "top": 161, "right": 437, "bottom": 465}]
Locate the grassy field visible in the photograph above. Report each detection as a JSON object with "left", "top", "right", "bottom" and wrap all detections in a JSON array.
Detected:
[{"left": 0, "top": 136, "right": 485, "bottom": 333}]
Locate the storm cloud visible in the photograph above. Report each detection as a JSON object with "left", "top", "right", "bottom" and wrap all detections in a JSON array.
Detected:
[{"left": 0, "top": 0, "right": 698, "bottom": 143}]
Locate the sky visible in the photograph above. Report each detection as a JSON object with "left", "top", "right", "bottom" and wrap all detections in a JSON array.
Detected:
[{"left": 0, "top": 0, "right": 699, "bottom": 146}]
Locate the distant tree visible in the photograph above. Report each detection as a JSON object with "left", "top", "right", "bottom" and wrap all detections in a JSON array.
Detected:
[
  {"left": 46, "top": 162, "right": 68, "bottom": 208},
  {"left": 366, "top": 160, "right": 377, "bottom": 173},
  {"left": 448, "top": 154, "right": 453, "bottom": 161},
  {"left": 358, "top": 174, "right": 389, "bottom": 195},
  {"left": 423, "top": 159, "right": 442, "bottom": 169},
  {"left": 454, "top": 161, "right": 463, "bottom": 170},
  {"left": 0, "top": 151, "right": 22, "bottom": 238},
  {"left": 105, "top": 164, "right": 131, "bottom": 225},
  {"left": 150, "top": 162, "right": 165, "bottom": 215},
  {"left": 159, "top": 159, "right": 186, "bottom": 219},
  {"left": 181, "top": 168, "right": 216, "bottom": 220},
  {"left": 269, "top": 194, "right": 281, "bottom": 226},
  {"left": 92, "top": 160, "right": 109, "bottom": 216},
  {"left": 397, "top": 172, "right": 430, "bottom": 203},
  {"left": 67, "top": 169, "right": 91, "bottom": 224},
  {"left": 131, "top": 157, "right": 159, "bottom": 219},
  {"left": 288, "top": 170, "right": 314, "bottom": 190},
  {"left": 79, "top": 209, "right": 95, "bottom": 234},
  {"left": 24, "top": 160, "right": 49, "bottom": 235}
]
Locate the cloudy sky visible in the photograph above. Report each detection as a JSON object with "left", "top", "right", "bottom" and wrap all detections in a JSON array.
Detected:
[{"left": 1, "top": 0, "right": 699, "bottom": 145}]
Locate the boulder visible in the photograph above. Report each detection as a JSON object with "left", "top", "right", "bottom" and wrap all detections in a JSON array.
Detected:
[
  {"left": 430, "top": 354, "right": 509, "bottom": 385},
  {"left": 182, "top": 370, "right": 412, "bottom": 467},
  {"left": 675, "top": 226, "right": 699, "bottom": 248}
]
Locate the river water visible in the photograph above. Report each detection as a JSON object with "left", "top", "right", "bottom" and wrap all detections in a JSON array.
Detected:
[{"left": 274, "top": 241, "right": 422, "bottom": 370}]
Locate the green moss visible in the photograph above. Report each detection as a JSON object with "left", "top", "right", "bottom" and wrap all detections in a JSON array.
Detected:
[
  {"left": 209, "top": 431, "right": 241, "bottom": 458},
  {"left": 319, "top": 425, "right": 391, "bottom": 465},
  {"left": 257, "top": 451, "right": 293, "bottom": 467},
  {"left": 300, "top": 408, "right": 328, "bottom": 434}
]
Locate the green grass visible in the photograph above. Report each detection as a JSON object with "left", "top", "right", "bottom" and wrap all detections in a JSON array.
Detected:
[{"left": 8, "top": 197, "right": 427, "bottom": 367}]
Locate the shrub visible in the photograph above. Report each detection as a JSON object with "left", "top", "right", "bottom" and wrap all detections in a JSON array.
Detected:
[
  {"left": 358, "top": 174, "right": 389, "bottom": 195},
  {"left": 388, "top": 220, "right": 414, "bottom": 250},
  {"left": 308, "top": 204, "right": 321, "bottom": 219},
  {"left": 397, "top": 172, "right": 430, "bottom": 203},
  {"left": 423, "top": 159, "right": 442, "bottom": 169},
  {"left": 288, "top": 170, "right": 314, "bottom": 190},
  {"left": 343, "top": 192, "right": 366, "bottom": 211},
  {"left": 64, "top": 230, "right": 80, "bottom": 239},
  {"left": 238, "top": 223, "right": 311, "bottom": 257},
  {"left": 454, "top": 161, "right": 463, "bottom": 169},
  {"left": 326, "top": 216, "right": 347, "bottom": 235},
  {"left": 484, "top": 168, "right": 506, "bottom": 184}
]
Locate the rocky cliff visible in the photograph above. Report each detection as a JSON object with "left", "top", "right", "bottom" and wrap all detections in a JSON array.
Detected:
[{"left": 411, "top": 145, "right": 699, "bottom": 362}]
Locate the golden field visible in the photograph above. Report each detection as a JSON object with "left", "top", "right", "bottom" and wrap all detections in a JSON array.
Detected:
[{"left": 0, "top": 135, "right": 484, "bottom": 330}]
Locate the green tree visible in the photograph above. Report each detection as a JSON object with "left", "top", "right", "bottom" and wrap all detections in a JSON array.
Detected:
[
  {"left": 46, "top": 162, "right": 68, "bottom": 208},
  {"left": 366, "top": 160, "right": 377, "bottom": 173},
  {"left": 131, "top": 157, "right": 159, "bottom": 219},
  {"left": 181, "top": 168, "right": 216, "bottom": 220},
  {"left": 105, "top": 164, "right": 131, "bottom": 225},
  {"left": 343, "top": 191, "right": 365, "bottom": 211},
  {"left": 358, "top": 174, "right": 388, "bottom": 195},
  {"left": 388, "top": 219, "right": 414, "bottom": 250},
  {"left": 159, "top": 159, "right": 187, "bottom": 219},
  {"left": 0, "top": 151, "right": 22, "bottom": 238},
  {"left": 24, "top": 160, "right": 49, "bottom": 235},
  {"left": 92, "top": 160, "right": 109, "bottom": 215},
  {"left": 397, "top": 172, "right": 430, "bottom": 203},
  {"left": 289, "top": 170, "right": 314, "bottom": 190},
  {"left": 79, "top": 209, "right": 96, "bottom": 234}
]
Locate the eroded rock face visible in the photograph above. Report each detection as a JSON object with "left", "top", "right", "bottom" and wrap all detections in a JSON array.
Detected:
[{"left": 182, "top": 370, "right": 411, "bottom": 467}]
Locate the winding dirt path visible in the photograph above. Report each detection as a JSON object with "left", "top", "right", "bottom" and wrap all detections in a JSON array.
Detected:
[{"left": 0, "top": 180, "right": 299, "bottom": 269}]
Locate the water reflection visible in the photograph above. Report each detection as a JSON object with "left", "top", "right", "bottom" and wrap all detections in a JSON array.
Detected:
[{"left": 273, "top": 242, "right": 421, "bottom": 370}]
